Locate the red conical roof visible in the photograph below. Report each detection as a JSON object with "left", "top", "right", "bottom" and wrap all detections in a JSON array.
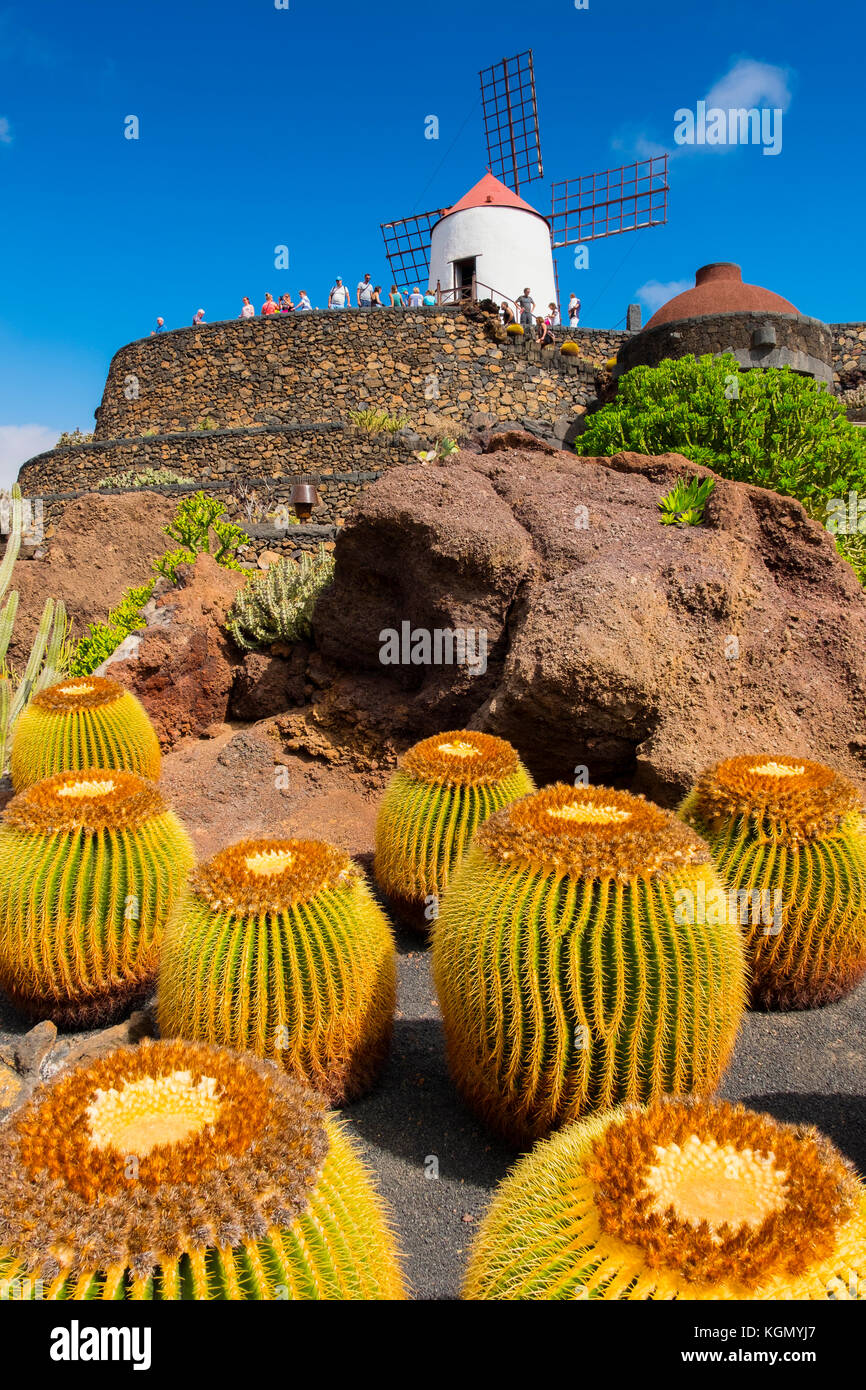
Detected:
[
  {"left": 443, "top": 171, "right": 545, "bottom": 218},
  {"left": 645, "top": 263, "right": 798, "bottom": 328}
]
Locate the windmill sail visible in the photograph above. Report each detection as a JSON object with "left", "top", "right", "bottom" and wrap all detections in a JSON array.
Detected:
[
  {"left": 550, "top": 155, "right": 669, "bottom": 246},
  {"left": 380, "top": 210, "right": 444, "bottom": 289},
  {"left": 479, "top": 50, "right": 543, "bottom": 194}
]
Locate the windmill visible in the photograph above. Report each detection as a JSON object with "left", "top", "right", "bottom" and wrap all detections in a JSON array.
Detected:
[{"left": 380, "top": 49, "right": 669, "bottom": 314}]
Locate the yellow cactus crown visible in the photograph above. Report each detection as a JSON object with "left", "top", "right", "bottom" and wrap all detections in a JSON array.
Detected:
[
  {"left": 400, "top": 731, "right": 522, "bottom": 789},
  {"left": 31, "top": 676, "right": 130, "bottom": 713},
  {"left": 475, "top": 783, "right": 712, "bottom": 882},
  {"left": 2, "top": 769, "right": 169, "bottom": 835},
  {"left": 585, "top": 1097, "right": 860, "bottom": 1290},
  {"left": 689, "top": 755, "right": 864, "bottom": 842},
  {"left": 0, "top": 1039, "right": 328, "bottom": 1283},
  {"left": 191, "top": 837, "right": 360, "bottom": 914}
]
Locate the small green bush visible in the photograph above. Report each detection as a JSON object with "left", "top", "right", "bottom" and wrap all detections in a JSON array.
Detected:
[
  {"left": 154, "top": 492, "right": 246, "bottom": 583},
  {"left": 348, "top": 408, "right": 409, "bottom": 434},
  {"left": 68, "top": 580, "right": 155, "bottom": 677},
  {"left": 56, "top": 429, "right": 94, "bottom": 447},
  {"left": 658, "top": 476, "right": 716, "bottom": 526},
  {"left": 225, "top": 546, "right": 335, "bottom": 652}
]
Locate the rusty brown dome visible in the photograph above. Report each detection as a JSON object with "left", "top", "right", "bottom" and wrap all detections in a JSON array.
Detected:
[{"left": 644, "top": 263, "right": 798, "bottom": 329}]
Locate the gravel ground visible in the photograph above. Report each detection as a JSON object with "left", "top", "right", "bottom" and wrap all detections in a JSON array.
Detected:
[{"left": 2, "top": 900, "right": 864, "bottom": 1301}]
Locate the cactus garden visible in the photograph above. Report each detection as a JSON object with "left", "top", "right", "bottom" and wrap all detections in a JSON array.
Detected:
[{"left": 1, "top": 13, "right": 864, "bottom": 1338}]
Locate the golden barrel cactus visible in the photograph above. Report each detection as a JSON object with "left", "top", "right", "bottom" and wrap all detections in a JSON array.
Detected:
[
  {"left": 158, "top": 838, "right": 396, "bottom": 1104},
  {"left": 0, "top": 770, "right": 194, "bottom": 1027},
  {"left": 0, "top": 1039, "right": 407, "bottom": 1300},
  {"left": 680, "top": 755, "right": 866, "bottom": 1009},
  {"left": 10, "top": 675, "right": 161, "bottom": 791},
  {"left": 464, "top": 1097, "right": 866, "bottom": 1299},
  {"left": 432, "top": 783, "right": 746, "bottom": 1142},
  {"left": 374, "top": 730, "right": 534, "bottom": 928}
]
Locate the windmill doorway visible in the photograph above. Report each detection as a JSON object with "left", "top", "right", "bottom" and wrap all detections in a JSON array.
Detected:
[{"left": 454, "top": 257, "right": 477, "bottom": 299}]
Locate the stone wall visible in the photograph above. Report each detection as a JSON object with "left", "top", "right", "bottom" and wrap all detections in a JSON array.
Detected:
[
  {"left": 17, "top": 423, "right": 412, "bottom": 498},
  {"left": 92, "top": 308, "right": 615, "bottom": 442},
  {"left": 830, "top": 322, "right": 866, "bottom": 392},
  {"left": 617, "top": 310, "right": 835, "bottom": 382}
]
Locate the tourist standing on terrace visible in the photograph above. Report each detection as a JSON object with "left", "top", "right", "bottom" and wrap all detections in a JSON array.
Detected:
[
  {"left": 357, "top": 274, "right": 374, "bottom": 308},
  {"left": 279, "top": 293, "right": 294, "bottom": 312},
  {"left": 150, "top": 317, "right": 164, "bottom": 335},
  {"left": 261, "top": 292, "right": 279, "bottom": 315},
  {"left": 408, "top": 287, "right": 424, "bottom": 307},
  {"left": 239, "top": 297, "right": 255, "bottom": 319},
  {"left": 568, "top": 292, "right": 581, "bottom": 326},
  {"left": 516, "top": 287, "right": 535, "bottom": 327},
  {"left": 296, "top": 290, "right": 312, "bottom": 312},
  {"left": 370, "top": 285, "right": 384, "bottom": 307},
  {"left": 192, "top": 308, "right": 205, "bottom": 326},
  {"left": 389, "top": 285, "right": 404, "bottom": 306},
  {"left": 423, "top": 287, "right": 436, "bottom": 306},
  {"left": 329, "top": 278, "right": 350, "bottom": 309},
  {"left": 548, "top": 301, "right": 560, "bottom": 325}
]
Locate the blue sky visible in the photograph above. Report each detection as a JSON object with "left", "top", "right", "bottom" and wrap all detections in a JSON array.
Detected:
[{"left": 0, "top": 0, "right": 863, "bottom": 484}]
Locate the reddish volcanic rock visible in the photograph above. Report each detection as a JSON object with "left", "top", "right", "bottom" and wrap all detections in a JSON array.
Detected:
[{"left": 107, "top": 555, "right": 245, "bottom": 748}]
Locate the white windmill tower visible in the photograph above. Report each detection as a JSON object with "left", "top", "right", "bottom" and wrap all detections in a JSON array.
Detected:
[{"left": 381, "top": 50, "right": 669, "bottom": 316}]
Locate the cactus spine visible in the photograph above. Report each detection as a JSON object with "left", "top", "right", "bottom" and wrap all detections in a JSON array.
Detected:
[
  {"left": 158, "top": 838, "right": 396, "bottom": 1103},
  {"left": 0, "top": 1040, "right": 407, "bottom": 1300},
  {"left": 433, "top": 783, "right": 746, "bottom": 1142},
  {"left": 10, "top": 675, "right": 161, "bottom": 790},
  {"left": 374, "top": 730, "right": 535, "bottom": 928},
  {"left": 464, "top": 1097, "right": 866, "bottom": 1300},
  {"left": 680, "top": 755, "right": 866, "bottom": 1009},
  {"left": 0, "top": 770, "right": 194, "bottom": 1027}
]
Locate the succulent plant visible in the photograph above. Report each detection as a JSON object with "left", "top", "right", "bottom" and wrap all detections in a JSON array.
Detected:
[
  {"left": 158, "top": 838, "right": 396, "bottom": 1103},
  {"left": 10, "top": 675, "right": 161, "bottom": 789},
  {"left": 464, "top": 1096, "right": 866, "bottom": 1299},
  {"left": 374, "top": 731, "right": 535, "bottom": 929},
  {"left": 560, "top": 340, "right": 580, "bottom": 356},
  {"left": 225, "top": 546, "right": 335, "bottom": 653},
  {"left": 0, "top": 771, "right": 194, "bottom": 1028},
  {"left": 680, "top": 755, "right": 866, "bottom": 1009},
  {"left": 432, "top": 783, "right": 746, "bottom": 1142},
  {"left": 0, "top": 1039, "right": 407, "bottom": 1299},
  {"left": 506, "top": 323, "right": 524, "bottom": 336}
]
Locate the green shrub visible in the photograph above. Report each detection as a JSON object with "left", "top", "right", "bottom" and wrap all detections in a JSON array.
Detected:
[
  {"left": 348, "top": 408, "right": 409, "bottom": 434},
  {"left": 68, "top": 580, "right": 156, "bottom": 677},
  {"left": 576, "top": 355, "right": 866, "bottom": 583},
  {"left": 225, "top": 546, "right": 335, "bottom": 652},
  {"left": 56, "top": 429, "right": 94, "bottom": 447},
  {"left": 153, "top": 492, "right": 246, "bottom": 583}
]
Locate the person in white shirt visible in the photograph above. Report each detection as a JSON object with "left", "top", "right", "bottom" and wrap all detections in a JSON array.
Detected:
[
  {"left": 568, "top": 293, "right": 581, "bottom": 326},
  {"left": 329, "top": 278, "right": 350, "bottom": 309},
  {"left": 548, "top": 301, "right": 560, "bottom": 326},
  {"left": 357, "top": 274, "right": 374, "bottom": 308},
  {"left": 239, "top": 297, "right": 255, "bottom": 319},
  {"left": 296, "top": 291, "right": 312, "bottom": 312},
  {"left": 408, "top": 287, "right": 424, "bottom": 307}
]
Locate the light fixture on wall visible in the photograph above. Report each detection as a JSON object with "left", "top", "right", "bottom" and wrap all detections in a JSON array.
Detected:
[{"left": 290, "top": 479, "right": 320, "bottom": 522}]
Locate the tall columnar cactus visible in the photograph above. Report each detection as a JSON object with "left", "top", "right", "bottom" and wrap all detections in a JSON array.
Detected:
[
  {"left": 0, "top": 771, "right": 194, "bottom": 1027},
  {"left": 158, "top": 838, "right": 396, "bottom": 1104},
  {"left": 0, "top": 1039, "right": 407, "bottom": 1300},
  {"left": 432, "top": 783, "right": 746, "bottom": 1143},
  {"left": 464, "top": 1097, "right": 866, "bottom": 1300},
  {"left": 680, "top": 755, "right": 866, "bottom": 1009},
  {"left": 10, "top": 675, "right": 161, "bottom": 790},
  {"left": 0, "top": 484, "right": 69, "bottom": 775},
  {"left": 374, "top": 730, "right": 535, "bottom": 929}
]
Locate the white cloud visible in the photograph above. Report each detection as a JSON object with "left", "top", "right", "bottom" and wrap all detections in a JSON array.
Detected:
[
  {"left": 634, "top": 279, "right": 692, "bottom": 314},
  {"left": 0, "top": 425, "right": 59, "bottom": 489},
  {"left": 0, "top": 117, "right": 12, "bottom": 145},
  {"left": 705, "top": 58, "right": 792, "bottom": 115}
]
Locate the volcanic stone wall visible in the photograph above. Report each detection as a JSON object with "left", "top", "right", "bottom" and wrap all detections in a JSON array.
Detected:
[
  {"left": 617, "top": 310, "right": 835, "bottom": 382},
  {"left": 92, "top": 308, "right": 620, "bottom": 441}
]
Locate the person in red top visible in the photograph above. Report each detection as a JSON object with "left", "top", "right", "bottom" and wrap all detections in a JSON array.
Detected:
[{"left": 261, "top": 292, "right": 278, "bottom": 315}]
